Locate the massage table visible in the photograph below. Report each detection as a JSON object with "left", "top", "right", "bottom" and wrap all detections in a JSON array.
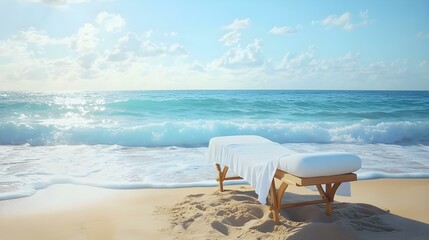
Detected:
[{"left": 209, "top": 135, "right": 361, "bottom": 224}]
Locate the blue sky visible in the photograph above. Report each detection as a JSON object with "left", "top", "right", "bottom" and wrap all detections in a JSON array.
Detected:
[{"left": 0, "top": 0, "right": 428, "bottom": 91}]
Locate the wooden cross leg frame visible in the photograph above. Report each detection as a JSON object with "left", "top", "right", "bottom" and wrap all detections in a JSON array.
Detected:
[{"left": 215, "top": 163, "right": 357, "bottom": 224}]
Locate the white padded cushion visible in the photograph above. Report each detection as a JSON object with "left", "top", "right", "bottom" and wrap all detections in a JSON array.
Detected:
[{"left": 278, "top": 152, "right": 362, "bottom": 178}]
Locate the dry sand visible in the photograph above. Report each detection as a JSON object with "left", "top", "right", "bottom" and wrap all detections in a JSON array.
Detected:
[{"left": 0, "top": 179, "right": 428, "bottom": 240}]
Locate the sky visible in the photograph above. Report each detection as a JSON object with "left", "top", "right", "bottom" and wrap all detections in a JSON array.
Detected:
[{"left": 0, "top": 0, "right": 428, "bottom": 91}]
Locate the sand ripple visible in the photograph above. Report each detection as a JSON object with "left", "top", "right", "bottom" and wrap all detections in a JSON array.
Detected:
[{"left": 155, "top": 187, "right": 428, "bottom": 240}]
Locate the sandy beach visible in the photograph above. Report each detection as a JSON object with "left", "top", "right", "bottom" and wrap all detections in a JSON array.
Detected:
[{"left": 0, "top": 179, "right": 428, "bottom": 240}]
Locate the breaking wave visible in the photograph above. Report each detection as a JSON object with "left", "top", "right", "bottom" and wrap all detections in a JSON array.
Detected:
[{"left": 1, "top": 120, "right": 428, "bottom": 146}]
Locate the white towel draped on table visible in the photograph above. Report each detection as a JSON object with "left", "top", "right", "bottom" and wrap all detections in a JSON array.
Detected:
[
  {"left": 209, "top": 135, "right": 359, "bottom": 204},
  {"left": 209, "top": 135, "right": 294, "bottom": 204}
]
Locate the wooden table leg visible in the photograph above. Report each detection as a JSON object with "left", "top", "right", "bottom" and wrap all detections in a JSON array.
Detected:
[
  {"left": 269, "top": 180, "right": 280, "bottom": 224},
  {"left": 215, "top": 164, "right": 224, "bottom": 192}
]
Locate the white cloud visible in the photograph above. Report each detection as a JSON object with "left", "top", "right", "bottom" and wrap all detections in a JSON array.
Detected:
[
  {"left": 219, "top": 18, "right": 251, "bottom": 47},
  {"left": 0, "top": 38, "right": 29, "bottom": 58},
  {"left": 189, "top": 62, "right": 206, "bottom": 72},
  {"left": 105, "top": 32, "right": 187, "bottom": 61},
  {"left": 266, "top": 47, "right": 429, "bottom": 90},
  {"left": 77, "top": 52, "right": 99, "bottom": 69},
  {"left": 96, "top": 12, "right": 126, "bottom": 32},
  {"left": 278, "top": 46, "right": 316, "bottom": 69},
  {"left": 139, "top": 40, "right": 187, "bottom": 58},
  {"left": 269, "top": 26, "right": 294, "bottom": 35},
  {"left": 318, "top": 10, "right": 371, "bottom": 31},
  {"left": 41, "top": 0, "right": 67, "bottom": 5},
  {"left": 18, "top": 28, "right": 72, "bottom": 46},
  {"left": 219, "top": 31, "right": 241, "bottom": 46},
  {"left": 321, "top": 12, "right": 353, "bottom": 30},
  {"left": 106, "top": 32, "right": 141, "bottom": 61},
  {"left": 164, "top": 32, "right": 178, "bottom": 37},
  {"left": 224, "top": 18, "right": 251, "bottom": 30},
  {"left": 0, "top": 11, "right": 194, "bottom": 91},
  {"left": 106, "top": 48, "right": 129, "bottom": 62},
  {"left": 140, "top": 40, "right": 167, "bottom": 57},
  {"left": 143, "top": 30, "right": 153, "bottom": 38},
  {"left": 117, "top": 32, "right": 142, "bottom": 52},
  {"left": 0, "top": 28, "right": 72, "bottom": 59},
  {"left": 213, "top": 39, "right": 263, "bottom": 69},
  {"left": 358, "top": 9, "right": 370, "bottom": 26},
  {"left": 168, "top": 43, "right": 187, "bottom": 56},
  {"left": 322, "top": 12, "right": 351, "bottom": 26},
  {"left": 1, "top": 32, "right": 428, "bottom": 91},
  {"left": 417, "top": 32, "right": 429, "bottom": 39},
  {"left": 359, "top": 9, "right": 369, "bottom": 20},
  {"left": 71, "top": 23, "right": 99, "bottom": 52}
]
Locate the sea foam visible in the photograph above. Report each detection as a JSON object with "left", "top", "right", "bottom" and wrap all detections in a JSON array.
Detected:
[{"left": 0, "top": 143, "right": 428, "bottom": 201}]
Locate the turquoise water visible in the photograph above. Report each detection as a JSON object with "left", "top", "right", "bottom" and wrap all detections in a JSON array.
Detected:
[
  {"left": 0, "top": 90, "right": 428, "bottom": 200},
  {"left": 1, "top": 90, "right": 428, "bottom": 146}
]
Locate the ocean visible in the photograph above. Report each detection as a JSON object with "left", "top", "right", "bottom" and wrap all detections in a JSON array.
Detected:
[{"left": 1, "top": 90, "right": 428, "bottom": 200}]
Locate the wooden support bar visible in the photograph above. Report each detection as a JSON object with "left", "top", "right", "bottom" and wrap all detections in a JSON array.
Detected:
[
  {"left": 280, "top": 199, "right": 327, "bottom": 209},
  {"left": 316, "top": 184, "right": 327, "bottom": 200},
  {"left": 215, "top": 164, "right": 242, "bottom": 192},
  {"left": 222, "top": 166, "right": 229, "bottom": 179},
  {"left": 275, "top": 170, "right": 357, "bottom": 186},
  {"left": 215, "top": 163, "right": 222, "bottom": 172},
  {"left": 224, "top": 176, "right": 242, "bottom": 180}
]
